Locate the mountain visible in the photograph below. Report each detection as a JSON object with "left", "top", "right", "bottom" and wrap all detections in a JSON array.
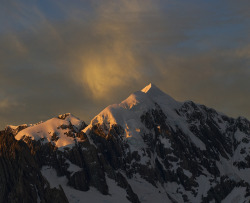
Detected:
[{"left": 1, "top": 83, "right": 250, "bottom": 203}]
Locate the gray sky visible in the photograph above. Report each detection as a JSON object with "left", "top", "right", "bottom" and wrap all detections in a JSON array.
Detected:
[{"left": 1, "top": 0, "right": 250, "bottom": 129}]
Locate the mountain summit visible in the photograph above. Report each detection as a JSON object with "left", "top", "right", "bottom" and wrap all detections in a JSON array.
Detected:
[
  {"left": 85, "top": 83, "right": 179, "bottom": 135},
  {"left": 141, "top": 83, "right": 164, "bottom": 94},
  {"left": 1, "top": 84, "right": 250, "bottom": 203},
  {"left": 140, "top": 83, "right": 178, "bottom": 106}
]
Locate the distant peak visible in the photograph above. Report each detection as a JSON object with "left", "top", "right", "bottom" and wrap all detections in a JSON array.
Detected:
[
  {"left": 58, "top": 113, "right": 72, "bottom": 120},
  {"left": 57, "top": 113, "right": 80, "bottom": 121},
  {"left": 141, "top": 83, "right": 163, "bottom": 94}
]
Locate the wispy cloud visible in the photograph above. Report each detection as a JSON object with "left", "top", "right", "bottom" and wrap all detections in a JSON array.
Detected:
[
  {"left": 0, "top": 0, "right": 250, "bottom": 128},
  {"left": 0, "top": 99, "right": 15, "bottom": 109}
]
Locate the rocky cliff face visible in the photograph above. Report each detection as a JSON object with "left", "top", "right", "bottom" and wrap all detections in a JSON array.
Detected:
[
  {"left": 0, "top": 130, "right": 68, "bottom": 203},
  {"left": 1, "top": 84, "right": 250, "bottom": 202}
]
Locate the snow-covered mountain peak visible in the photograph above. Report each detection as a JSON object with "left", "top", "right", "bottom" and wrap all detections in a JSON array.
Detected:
[
  {"left": 141, "top": 83, "right": 172, "bottom": 100},
  {"left": 85, "top": 85, "right": 160, "bottom": 129},
  {"left": 3, "top": 84, "right": 250, "bottom": 203},
  {"left": 84, "top": 84, "right": 182, "bottom": 150},
  {"left": 141, "top": 83, "right": 163, "bottom": 94},
  {"left": 141, "top": 83, "right": 155, "bottom": 92},
  {"left": 15, "top": 113, "right": 87, "bottom": 149},
  {"left": 140, "top": 83, "right": 178, "bottom": 106},
  {"left": 57, "top": 113, "right": 84, "bottom": 129}
]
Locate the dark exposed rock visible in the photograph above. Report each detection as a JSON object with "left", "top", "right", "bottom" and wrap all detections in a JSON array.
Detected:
[
  {"left": 0, "top": 130, "right": 68, "bottom": 203},
  {"left": 5, "top": 124, "right": 28, "bottom": 136},
  {"left": 115, "top": 172, "right": 140, "bottom": 203}
]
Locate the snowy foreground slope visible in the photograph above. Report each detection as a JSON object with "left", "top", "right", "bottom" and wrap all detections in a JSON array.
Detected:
[{"left": 2, "top": 83, "right": 250, "bottom": 203}]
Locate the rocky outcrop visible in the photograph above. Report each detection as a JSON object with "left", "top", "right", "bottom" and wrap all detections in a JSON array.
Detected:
[{"left": 0, "top": 130, "right": 68, "bottom": 203}]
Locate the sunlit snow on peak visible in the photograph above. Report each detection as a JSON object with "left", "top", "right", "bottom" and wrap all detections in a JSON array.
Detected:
[
  {"left": 84, "top": 83, "right": 184, "bottom": 151},
  {"left": 15, "top": 113, "right": 86, "bottom": 149},
  {"left": 141, "top": 83, "right": 174, "bottom": 101},
  {"left": 141, "top": 82, "right": 162, "bottom": 93}
]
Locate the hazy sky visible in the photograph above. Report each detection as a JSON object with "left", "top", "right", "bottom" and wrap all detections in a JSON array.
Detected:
[{"left": 1, "top": 0, "right": 250, "bottom": 129}]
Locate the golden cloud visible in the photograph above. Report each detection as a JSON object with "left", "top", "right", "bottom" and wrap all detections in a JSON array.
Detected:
[{"left": 71, "top": 0, "right": 159, "bottom": 99}]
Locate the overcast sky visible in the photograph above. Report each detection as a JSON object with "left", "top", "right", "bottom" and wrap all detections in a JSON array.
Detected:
[{"left": 1, "top": 0, "right": 250, "bottom": 129}]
